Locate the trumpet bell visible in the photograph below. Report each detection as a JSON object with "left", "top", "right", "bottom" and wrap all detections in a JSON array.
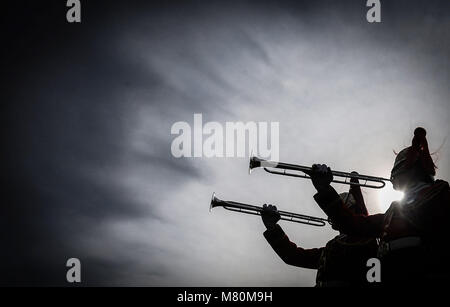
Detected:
[
  {"left": 210, "top": 192, "right": 217, "bottom": 212},
  {"left": 248, "top": 155, "right": 261, "bottom": 174},
  {"left": 249, "top": 155, "right": 280, "bottom": 174}
]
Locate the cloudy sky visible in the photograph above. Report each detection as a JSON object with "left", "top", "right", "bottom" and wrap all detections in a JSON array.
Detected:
[{"left": 2, "top": 0, "right": 449, "bottom": 286}]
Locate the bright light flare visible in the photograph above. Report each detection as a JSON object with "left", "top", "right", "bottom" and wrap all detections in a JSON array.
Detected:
[{"left": 378, "top": 184, "right": 404, "bottom": 211}]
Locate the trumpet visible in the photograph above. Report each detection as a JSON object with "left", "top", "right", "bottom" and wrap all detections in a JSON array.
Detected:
[
  {"left": 249, "top": 156, "right": 391, "bottom": 189},
  {"left": 210, "top": 193, "right": 329, "bottom": 227}
]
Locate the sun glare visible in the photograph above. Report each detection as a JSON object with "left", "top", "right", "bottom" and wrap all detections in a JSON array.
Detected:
[{"left": 378, "top": 185, "right": 404, "bottom": 211}]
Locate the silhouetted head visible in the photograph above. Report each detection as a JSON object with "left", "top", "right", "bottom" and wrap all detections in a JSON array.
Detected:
[{"left": 391, "top": 127, "right": 436, "bottom": 191}]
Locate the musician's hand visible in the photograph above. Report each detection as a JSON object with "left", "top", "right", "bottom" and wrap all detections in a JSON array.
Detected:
[
  {"left": 261, "top": 204, "right": 281, "bottom": 230},
  {"left": 310, "top": 164, "right": 333, "bottom": 192}
]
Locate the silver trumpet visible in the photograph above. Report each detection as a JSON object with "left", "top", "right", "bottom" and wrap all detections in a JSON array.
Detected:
[
  {"left": 210, "top": 193, "right": 329, "bottom": 227},
  {"left": 249, "top": 155, "right": 391, "bottom": 189}
]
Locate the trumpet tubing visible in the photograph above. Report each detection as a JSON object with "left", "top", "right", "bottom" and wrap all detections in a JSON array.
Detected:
[
  {"left": 210, "top": 193, "right": 329, "bottom": 227},
  {"left": 249, "top": 156, "right": 391, "bottom": 189}
]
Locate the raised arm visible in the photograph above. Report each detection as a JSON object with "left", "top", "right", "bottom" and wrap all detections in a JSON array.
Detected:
[
  {"left": 261, "top": 204, "right": 322, "bottom": 269},
  {"left": 313, "top": 185, "right": 385, "bottom": 237},
  {"left": 309, "top": 164, "right": 385, "bottom": 238}
]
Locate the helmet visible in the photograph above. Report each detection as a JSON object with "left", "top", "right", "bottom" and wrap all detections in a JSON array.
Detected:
[{"left": 391, "top": 127, "right": 436, "bottom": 179}]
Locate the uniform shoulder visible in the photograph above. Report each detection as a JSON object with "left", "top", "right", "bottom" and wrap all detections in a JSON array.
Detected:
[
  {"left": 427, "top": 180, "right": 450, "bottom": 203},
  {"left": 435, "top": 179, "right": 449, "bottom": 185},
  {"left": 434, "top": 180, "right": 449, "bottom": 192}
]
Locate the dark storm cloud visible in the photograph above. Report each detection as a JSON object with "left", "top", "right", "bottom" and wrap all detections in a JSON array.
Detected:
[
  {"left": 2, "top": 0, "right": 449, "bottom": 286},
  {"left": 2, "top": 0, "right": 206, "bottom": 285}
]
